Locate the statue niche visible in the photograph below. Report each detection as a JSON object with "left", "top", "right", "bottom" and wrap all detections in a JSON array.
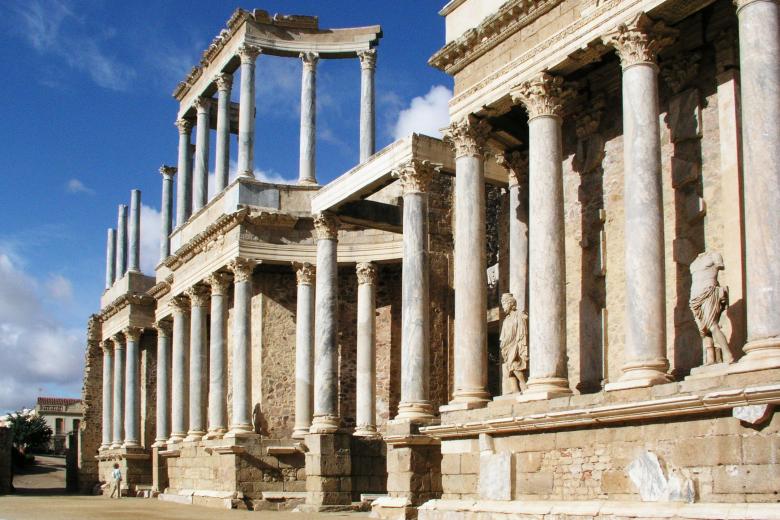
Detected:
[
  {"left": 500, "top": 293, "right": 529, "bottom": 394},
  {"left": 689, "top": 251, "right": 733, "bottom": 365}
]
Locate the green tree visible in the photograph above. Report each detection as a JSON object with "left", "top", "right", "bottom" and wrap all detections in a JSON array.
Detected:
[{"left": 7, "top": 411, "right": 52, "bottom": 453}]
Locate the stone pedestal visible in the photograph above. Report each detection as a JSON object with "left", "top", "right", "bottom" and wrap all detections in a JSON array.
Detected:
[
  {"left": 302, "top": 433, "right": 352, "bottom": 511},
  {"left": 151, "top": 446, "right": 168, "bottom": 493},
  {"left": 97, "top": 447, "right": 151, "bottom": 497}
]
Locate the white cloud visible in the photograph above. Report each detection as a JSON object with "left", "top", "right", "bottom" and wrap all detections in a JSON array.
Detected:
[
  {"left": 66, "top": 178, "right": 94, "bottom": 194},
  {"left": 392, "top": 85, "right": 452, "bottom": 141},
  {"left": 46, "top": 274, "right": 73, "bottom": 301},
  {"left": 140, "top": 204, "right": 161, "bottom": 275}
]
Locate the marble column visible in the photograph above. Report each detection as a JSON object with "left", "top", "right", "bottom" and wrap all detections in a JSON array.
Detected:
[
  {"left": 185, "top": 286, "right": 208, "bottom": 442},
  {"left": 444, "top": 117, "right": 491, "bottom": 407},
  {"left": 603, "top": 13, "right": 676, "bottom": 388},
  {"left": 498, "top": 152, "right": 530, "bottom": 310},
  {"left": 354, "top": 262, "right": 379, "bottom": 436},
  {"left": 123, "top": 326, "right": 142, "bottom": 447},
  {"left": 159, "top": 166, "right": 176, "bottom": 261},
  {"left": 175, "top": 119, "right": 193, "bottom": 226},
  {"left": 733, "top": 0, "right": 780, "bottom": 371},
  {"left": 169, "top": 296, "right": 189, "bottom": 443},
  {"left": 206, "top": 273, "right": 230, "bottom": 439},
  {"left": 227, "top": 258, "right": 256, "bottom": 436},
  {"left": 100, "top": 341, "right": 113, "bottom": 450},
  {"left": 357, "top": 49, "right": 377, "bottom": 162},
  {"left": 111, "top": 333, "right": 125, "bottom": 449},
  {"left": 128, "top": 189, "right": 141, "bottom": 273},
  {"left": 237, "top": 44, "right": 261, "bottom": 178},
  {"left": 153, "top": 321, "right": 171, "bottom": 447},
  {"left": 105, "top": 229, "right": 116, "bottom": 289},
  {"left": 292, "top": 262, "right": 315, "bottom": 439},
  {"left": 512, "top": 73, "right": 573, "bottom": 399},
  {"left": 214, "top": 73, "right": 232, "bottom": 193},
  {"left": 394, "top": 160, "right": 436, "bottom": 420},
  {"left": 116, "top": 204, "right": 128, "bottom": 278},
  {"left": 299, "top": 52, "right": 319, "bottom": 185},
  {"left": 193, "top": 97, "right": 211, "bottom": 212},
  {"left": 311, "top": 212, "right": 340, "bottom": 433}
]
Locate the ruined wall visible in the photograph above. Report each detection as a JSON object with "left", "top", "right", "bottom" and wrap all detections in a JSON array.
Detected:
[
  {"left": 141, "top": 333, "right": 157, "bottom": 449},
  {"left": 78, "top": 319, "right": 102, "bottom": 492}
]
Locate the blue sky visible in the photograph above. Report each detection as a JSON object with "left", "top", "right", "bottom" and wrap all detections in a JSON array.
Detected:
[{"left": 0, "top": 0, "right": 453, "bottom": 413}]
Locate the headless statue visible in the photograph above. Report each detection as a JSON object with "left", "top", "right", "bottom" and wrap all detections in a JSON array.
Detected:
[
  {"left": 500, "top": 293, "right": 528, "bottom": 394},
  {"left": 689, "top": 251, "right": 733, "bottom": 365}
]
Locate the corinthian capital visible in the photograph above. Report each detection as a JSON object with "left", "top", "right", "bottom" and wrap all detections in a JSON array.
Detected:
[
  {"left": 154, "top": 320, "right": 172, "bottom": 338},
  {"left": 357, "top": 48, "right": 377, "bottom": 71},
  {"left": 185, "top": 285, "right": 210, "bottom": 307},
  {"left": 193, "top": 96, "right": 211, "bottom": 113},
  {"left": 511, "top": 72, "right": 574, "bottom": 120},
  {"left": 496, "top": 150, "right": 528, "bottom": 188},
  {"left": 356, "top": 262, "right": 377, "bottom": 285},
  {"left": 237, "top": 43, "right": 261, "bottom": 64},
  {"left": 313, "top": 212, "right": 340, "bottom": 240},
  {"left": 206, "top": 272, "right": 231, "bottom": 296},
  {"left": 159, "top": 165, "right": 177, "bottom": 178},
  {"left": 228, "top": 257, "right": 256, "bottom": 283},
  {"left": 293, "top": 262, "right": 315, "bottom": 286},
  {"left": 601, "top": 12, "right": 677, "bottom": 69},
  {"left": 733, "top": 0, "right": 772, "bottom": 11},
  {"left": 443, "top": 115, "right": 491, "bottom": 159},
  {"left": 123, "top": 326, "right": 142, "bottom": 342},
  {"left": 100, "top": 340, "right": 113, "bottom": 354},
  {"left": 175, "top": 118, "right": 193, "bottom": 134},
  {"left": 300, "top": 52, "right": 319, "bottom": 70},
  {"left": 215, "top": 72, "right": 233, "bottom": 91},
  {"left": 169, "top": 295, "right": 190, "bottom": 314},
  {"left": 393, "top": 159, "right": 438, "bottom": 194}
]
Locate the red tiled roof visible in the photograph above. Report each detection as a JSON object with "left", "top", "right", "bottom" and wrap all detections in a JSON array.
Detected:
[{"left": 36, "top": 397, "right": 81, "bottom": 406}]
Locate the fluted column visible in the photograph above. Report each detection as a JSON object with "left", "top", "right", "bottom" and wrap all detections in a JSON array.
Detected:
[
  {"left": 111, "top": 333, "right": 125, "bottom": 449},
  {"left": 116, "top": 205, "right": 128, "bottom": 278},
  {"left": 311, "top": 213, "right": 340, "bottom": 433},
  {"left": 227, "top": 258, "right": 256, "bottom": 436},
  {"left": 292, "top": 262, "right": 315, "bottom": 439},
  {"left": 357, "top": 49, "right": 377, "bottom": 162},
  {"left": 159, "top": 166, "right": 176, "bottom": 261},
  {"left": 128, "top": 190, "right": 141, "bottom": 273},
  {"left": 355, "top": 262, "right": 379, "bottom": 436},
  {"left": 732, "top": 0, "right": 780, "bottom": 371},
  {"left": 105, "top": 229, "right": 116, "bottom": 289},
  {"left": 100, "top": 341, "right": 113, "bottom": 450},
  {"left": 153, "top": 321, "right": 171, "bottom": 447},
  {"left": 214, "top": 73, "right": 233, "bottom": 193},
  {"left": 237, "top": 44, "right": 261, "bottom": 178},
  {"left": 444, "top": 117, "right": 490, "bottom": 407},
  {"left": 185, "top": 286, "right": 208, "bottom": 442},
  {"left": 206, "top": 273, "right": 230, "bottom": 439},
  {"left": 498, "top": 152, "right": 529, "bottom": 310},
  {"left": 299, "top": 52, "right": 319, "bottom": 185},
  {"left": 394, "top": 160, "right": 436, "bottom": 420},
  {"left": 123, "top": 326, "right": 142, "bottom": 447},
  {"left": 193, "top": 97, "right": 211, "bottom": 212},
  {"left": 512, "top": 73, "right": 573, "bottom": 399},
  {"left": 603, "top": 13, "right": 676, "bottom": 388},
  {"left": 175, "top": 119, "right": 193, "bottom": 226},
  {"left": 168, "top": 296, "right": 189, "bottom": 443}
]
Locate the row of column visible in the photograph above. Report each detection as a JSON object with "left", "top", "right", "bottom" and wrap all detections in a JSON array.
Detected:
[
  {"left": 104, "top": 190, "right": 142, "bottom": 289},
  {"left": 99, "top": 327, "right": 142, "bottom": 450}
]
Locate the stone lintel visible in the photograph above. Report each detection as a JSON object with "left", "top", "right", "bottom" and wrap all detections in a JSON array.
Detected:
[{"left": 338, "top": 200, "right": 402, "bottom": 233}]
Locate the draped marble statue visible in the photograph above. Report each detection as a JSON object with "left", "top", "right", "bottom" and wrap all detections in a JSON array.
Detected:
[
  {"left": 500, "top": 293, "right": 529, "bottom": 394},
  {"left": 689, "top": 251, "right": 732, "bottom": 365}
]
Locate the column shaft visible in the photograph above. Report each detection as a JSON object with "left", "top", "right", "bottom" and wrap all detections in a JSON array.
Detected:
[
  {"left": 292, "top": 263, "right": 315, "bottom": 439},
  {"left": 105, "top": 229, "right": 116, "bottom": 289},
  {"left": 358, "top": 49, "right": 377, "bottom": 162},
  {"left": 355, "top": 263, "right": 378, "bottom": 435},
  {"left": 193, "top": 98, "right": 210, "bottom": 211},
  {"left": 111, "top": 339, "right": 125, "bottom": 448},
  {"left": 154, "top": 324, "right": 170, "bottom": 446},
  {"left": 159, "top": 166, "right": 176, "bottom": 261},
  {"left": 128, "top": 190, "right": 141, "bottom": 273},
  {"left": 206, "top": 274, "right": 229, "bottom": 438},
  {"left": 215, "top": 74, "right": 232, "bottom": 192},
  {"left": 123, "top": 328, "right": 141, "bottom": 447},
  {"left": 116, "top": 205, "right": 128, "bottom": 278},
  {"left": 237, "top": 45, "right": 260, "bottom": 178},
  {"left": 100, "top": 344, "right": 113, "bottom": 449},
  {"left": 228, "top": 259, "right": 255, "bottom": 435},
  {"left": 186, "top": 287, "right": 208, "bottom": 441},
  {"left": 175, "top": 120, "right": 193, "bottom": 226},
  {"left": 299, "top": 53, "right": 318, "bottom": 184},
  {"left": 169, "top": 299, "right": 188, "bottom": 443}
]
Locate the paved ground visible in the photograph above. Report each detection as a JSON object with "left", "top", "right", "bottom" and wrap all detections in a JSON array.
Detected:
[{"left": 10, "top": 455, "right": 66, "bottom": 495}]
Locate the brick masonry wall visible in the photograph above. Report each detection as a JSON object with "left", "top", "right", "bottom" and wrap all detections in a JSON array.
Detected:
[{"left": 78, "top": 327, "right": 102, "bottom": 492}]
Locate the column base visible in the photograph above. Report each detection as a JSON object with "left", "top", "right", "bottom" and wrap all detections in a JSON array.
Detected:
[
  {"left": 99, "top": 444, "right": 110, "bottom": 451},
  {"left": 353, "top": 425, "right": 382, "bottom": 438},
  {"left": 110, "top": 441, "right": 122, "bottom": 450},
  {"left": 442, "top": 389, "right": 490, "bottom": 412},
  {"left": 729, "top": 336, "right": 780, "bottom": 374},
  {"left": 291, "top": 425, "right": 311, "bottom": 439},
  {"left": 203, "top": 428, "right": 226, "bottom": 440},
  {"left": 224, "top": 425, "right": 258, "bottom": 439},
  {"left": 167, "top": 433, "right": 186, "bottom": 445},
  {"left": 298, "top": 178, "right": 318, "bottom": 186},
  {"left": 605, "top": 359, "right": 672, "bottom": 391},
  {"left": 183, "top": 430, "right": 206, "bottom": 443},
  {"left": 396, "top": 401, "right": 435, "bottom": 422},
  {"left": 151, "top": 439, "right": 168, "bottom": 449},
  {"left": 310, "top": 414, "right": 340, "bottom": 434},
  {"left": 521, "top": 377, "right": 572, "bottom": 401}
]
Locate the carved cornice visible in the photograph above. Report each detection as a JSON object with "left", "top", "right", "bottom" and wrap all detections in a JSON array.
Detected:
[
  {"left": 175, "top": 118, "right": 193, "bottom": 135},
  {"left": 245, "top": 210, "right": 297, "bottom": 229},
  {"left": 356, "top": 262, "right": 377, "bottom": 285},
  {"left": 147, "top": 280, "right": 171, "bottom": 300},
  {"left": 228, "top": 257, "right": 256, "bottom": 283},
  {"left": 193, "top": 96, "right": 212, "bottom": 113},
  {"left": 169, "top": 295, "right": 190, "bottom": 314},
  {"left": 393, "top": 159, "right": 438, "bottom": 194},
  {"left": 496, "top": 151, "right": 528, "bottom": 188},
  {"left": 159, "top": 165, "right": 177, "bottom": 178},
  {"left": 313, "top": 212, "right": 340, "bottom": 240},
  {"left": 602, "top": 12, "right": 678, "bottom": 70},
  {"left": 238, "top": 43, "right": 262, "bottom": 64},
  {"left": 215, "top": 72, "right": 233, "bottom": 92},
  {"left": 185, "top": 285, "right": 210, "bottom": 307},
  {"left": 123, "top": 326, "right": 142, "bottom": 342},
  {"left": 99, "top": 293, "right": 155, "bottom": 322},
  {"left": 154, "top": 320, "right": 172, "bottom": 338},
  {"left": 300, "top": 51, "right": 319, "bottom": 70},
  {"left": 443, "top": 115, "right": 491, "bottom": 159},
  {"left": 163, "top": 208, "right": 249, "bottom": 270},
  {"left": 293, "top": 262, "right": 315, "bottom": 286},
  {"left": 357, "top": 48, "right": 377, "bottom": 71},
  {"left": 511, "top": 72, "right": 574, "bottom": 120},
  {"left": 206, "top": 272, "right": 231, "bottom": 296}
]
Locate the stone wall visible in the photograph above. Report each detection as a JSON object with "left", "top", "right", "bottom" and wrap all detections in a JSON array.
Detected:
[
  {"left": 0, "top": 427, "right": 11, "bottom": 494},
  {"left": 78, "top": 324, "right": 102, "bottom": 493}
]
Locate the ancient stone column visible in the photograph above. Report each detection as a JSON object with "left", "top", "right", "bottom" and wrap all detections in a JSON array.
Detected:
[
  {"left": 128, "top": 189, "right": 141, "bottom": 273},
  {"left": 603, "top": 13, "right": 676, "bottom": 388},
  {"left": 237, "top": 44, "right": 261, "bottom": 178},
  {"left": 732, "top": 0, "right": 780, "bottom": 372},
  {"left": 105, "top": 229, "right": 116, "bottom": 289},
  {"left": 299, "top": 52, "right": 318, "bottom": 185},
  {"left": 394, "top": 160, "right": 436, "bottom": 420},
  {"left": 116, "top": 204, "right": 128, "bottom": 278},
  {"left": 498, "top": 152, "right": 529, "bottom": 310},
  {"left": 311, "top": 212, "right": 340, "bottom": 433},
  {"left": 292, "top": 262, "right": 315, "bottom": 439},
  {"left": 159, "top": 166, "right": 176, "bottom": 261},
  {"left": 111, "top": 333, "right": 125, "bottom": 449},
  {"left": 193, "top": 97, "right": 211, "bottom": 212},
  {"left": 214, "top": 73, "right": 233, "bottom": 193},
  {"left": 185, "top": 285, "right": 208, "bottom": 442},
  {"left": 227, "top": 258, "right": 256, "bottom": 436},
  {"left": 123, "top": 326, "right": 142, "bottom": 447},
  {"left": 153, "top": 321, "right": 171, "bottom": 447},
  {"left": 169, "top": 296, "right": 189, "bottom": 443},
  {"left": 100, "top": 341, "right": 113, "bottom": 450},
  {"left": 444, "top": 116, "right": 491, "bottom": 407},
  {"left": 357, "top": 49, "right": 377, "bottom": 162},
  {"left": 512, "top": 73, "right": 573, "bottom": 399},
  {"left": 355, "top": 262, "right": 379, "bottom": 436},
  {"left": 206, "top": 273, "right": 230, "bottom": 439},
  {"left": 175, "top": 119, "right": 193, "bottom": 226}
]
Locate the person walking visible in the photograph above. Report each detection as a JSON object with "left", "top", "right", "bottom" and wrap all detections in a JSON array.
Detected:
[{"left": 109, "top": 463, "right": 122, "bottom": 499}]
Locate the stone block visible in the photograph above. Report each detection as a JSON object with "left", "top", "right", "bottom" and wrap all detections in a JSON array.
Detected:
[
  {"left": 478, "top": 452, "right": 513, "bottom": 500},
  {"left": 460, "top": 453, "right": 479, "bottom": 474},
  {"left": 515, "top": 471, "right": 553, "bottom": 496},
  {"left": 442, "top": 474, "right": 477, "bottom": 495},
  {"left": 494, "top": 433, "right": 555, "bottom": 453},
  {"left": 602, "top": 470, "right": 632, "bottom": 494},
  {"left": 668, "top": 88, "right": 702, "bottom": 143},
  {"left": 515, "top": 451, "right": 542, "bottom": 473},
  {"left": 441, "top": 438, "right": 478, "bottom": 454},
  {"left": 305, "top": 491, "right": 352, "bottom": 506},
  {"left": 742, "top": 435, "right": 780, "bottom": 464},
  {"left": 713, "top": 464, "right": 780, "bottom": 494},
  {"left": 441, "top": 454, "right": 460, "bottom": 475},
  {"left": 670, "top": 436, "right": 742, "bottom": 467}
]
